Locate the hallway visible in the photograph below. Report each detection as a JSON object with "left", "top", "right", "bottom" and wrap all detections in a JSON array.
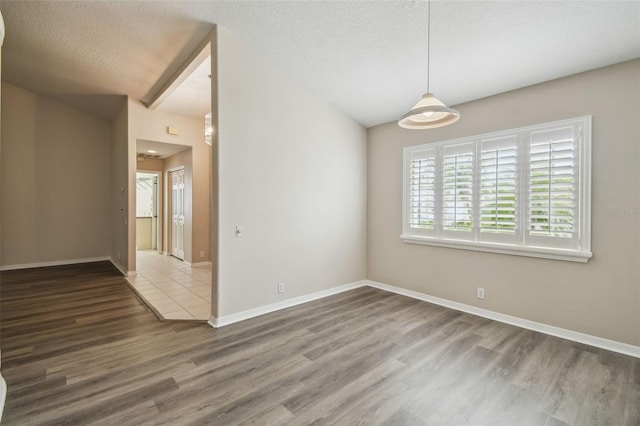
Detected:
[{"left": 125, "top": 250, "right": 211, "bottom": 320}]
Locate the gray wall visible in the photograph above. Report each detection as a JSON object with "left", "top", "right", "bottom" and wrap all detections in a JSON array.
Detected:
[{"left": 367, "top": 60, "right": 640, "bottom": 346}]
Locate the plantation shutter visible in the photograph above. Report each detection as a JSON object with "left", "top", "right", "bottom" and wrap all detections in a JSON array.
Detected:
[
  {"left": 479, "top": 136, "right": 519, "bottom": 244},
  {"left": 442, "top": 143, "right": 473, "bottom": 239},
  {"left": 407, "top": 149, "right": 437, "bottom": 236},
  {"left": 527, "top": 126, "right": 578, "bottom": 249},
  {"left": 401, "top": 116, "right": 590, "bottom": 262}
]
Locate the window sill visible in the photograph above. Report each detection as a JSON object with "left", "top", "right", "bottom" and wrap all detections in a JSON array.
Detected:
[{"left": 400, "top": 234, "right": 592, "bottom": 263}]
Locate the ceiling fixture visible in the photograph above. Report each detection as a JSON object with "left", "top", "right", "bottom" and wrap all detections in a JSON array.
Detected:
[
  {"left": 398, "top": 0, "right": 460, "bottom": 129},
  {"left": 204, "top": 73, "right": 213, "bottom": 146},
  {"left": 0, "top": 10, "right": 5, "bottom": 48},
  {"left": 204, "top": 112, "right": 213, "bottom": 145}
]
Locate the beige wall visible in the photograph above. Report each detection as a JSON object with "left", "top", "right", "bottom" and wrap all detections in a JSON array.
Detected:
[
  {"left": 137, "top": 157, "right": 164, "bottom": 172},
  {"left": 367, "top": 60, "right": 640, "bottom": 346},
  {"left": 1, "top": 83, "right": 113, "bottom": 267},
  {"left": 129, "top": 101, "right": 211, "bottom": 265},
  {"left": 136, "top": 217, "right": 153, "bottom": 250},
  {"left": 111, "top": 100, "right": 129, "bottom": 272},
  {"left": 216, "top": 27, "right": 368, "bottom": 317}
]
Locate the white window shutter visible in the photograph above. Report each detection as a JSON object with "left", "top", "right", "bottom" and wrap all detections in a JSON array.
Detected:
[
  {"left": 442, "top": 143, "right": 474, "bottom": 239},
  {"left": 479, "top": 136, "right": 519, "bottom": 244},
  {"left": 401, "top": 116, "right": 591, "bottom": 262},
  {"left": 406, "top": 149, "right": 437, "bottom": 237},
  {"left": 526, "top": 126, "right": 578, "bottom": 250}
]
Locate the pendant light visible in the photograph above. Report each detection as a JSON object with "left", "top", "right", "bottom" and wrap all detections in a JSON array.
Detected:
[
  {"left": 204, "top": 73, "right": 213, "bottom": 145},
  {"left": 398, "top": 0, "right": 460, "bottom": 129},
  {"left": 204, "top": 112, "right": 213, "bottom": 145},
  {"left": 0, "top": 10, "right": 5, "bottom": 47}
]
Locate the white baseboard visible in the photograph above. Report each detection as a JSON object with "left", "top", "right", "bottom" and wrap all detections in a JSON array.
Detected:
[
  {"left": 0, "top": 256, "right": 110, "bottom": 271},
  {"left": 184, "top": 260, "right": 211, "bottom": 268},
  {"left": 209, "top": 278, "right": 640, "bottom": 358},
  {"left": 208, "top": 280, "right": 368, "bottom": 328},
  {"left": 7, "top": 253, "right": 634, "bottom": 358},
  {"left": 364, "top": 280, "right": 640, "bottom": 359}
]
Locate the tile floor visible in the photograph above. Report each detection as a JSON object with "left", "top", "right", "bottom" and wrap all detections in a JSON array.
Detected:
[{"left": 125, "top": 250, "right": 212, "bottom": 321}]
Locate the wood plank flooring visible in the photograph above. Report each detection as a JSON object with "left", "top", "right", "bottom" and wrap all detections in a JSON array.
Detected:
[{"left": 1, "top": 262, "right": 638, "bottom": 425}]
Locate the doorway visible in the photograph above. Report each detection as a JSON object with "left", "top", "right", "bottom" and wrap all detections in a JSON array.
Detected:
[
  {"left": 169, "top": 167, "right": 185, "bottom": 260},
  {"left": 136, "top": 172, "right": 160, "bottom": 251}
]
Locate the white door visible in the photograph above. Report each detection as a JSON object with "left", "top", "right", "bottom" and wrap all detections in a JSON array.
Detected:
[{"left": 170, "top": 169, "right": 185, "bottom": 260}]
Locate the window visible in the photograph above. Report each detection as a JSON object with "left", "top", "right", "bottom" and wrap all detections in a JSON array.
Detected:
[{"left": 402, "top": 116, "right": 592, "bottom": 262}]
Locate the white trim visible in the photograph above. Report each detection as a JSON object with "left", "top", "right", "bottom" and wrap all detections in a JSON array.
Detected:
[
  {"left": 364, "top": 280, "right": 640, "bottom": 359},
  {"left": 136, "top": 170, "right": 163, "bottom": 255},
  {"left": 579, "top": 118, "right": 592, "bottom": 253},
  {"left": 208, "top": 280, "right": 368, "bottom": 328},
  {"left": 400, "top": 235, "right": 592, "bottom": 263},
  {"left": 0, "top": 256, "right": 110, "bottom": 271},
  {"left": 206, "top": 277, "right": 639, "bottom": 358},
  {"left": 184, "top": 260, "right": 212, "bottom": 268},
  {"left": 166, "top": 165, "right": 185, "bottom": 173}
]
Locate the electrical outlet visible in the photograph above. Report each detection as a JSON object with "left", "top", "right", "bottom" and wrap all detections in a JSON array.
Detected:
[
  {"left": 477, "top": 288, "right": 485, "bottom": 300},
  {"left": 278, "top": 282, "right": 285, "bottom": 294},
  {"left": 200, "top": 251, "right": 205, "bottom": 258}
]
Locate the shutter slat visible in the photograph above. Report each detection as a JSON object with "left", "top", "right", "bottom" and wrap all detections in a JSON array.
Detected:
[
  {"left": 480, "top": 142, "right": 518, "bottom": 233},
  {"left": 409, "top": 155, "right": 436, "bottom": 229},
  {"left": 442, "top": 146, "right": 474, "bottom": 231},
  {"left": 528, "top": 129, "right": 577, "bottom": 238}
]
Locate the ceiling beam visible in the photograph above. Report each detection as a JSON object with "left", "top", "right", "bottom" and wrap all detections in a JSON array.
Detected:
[{"left": 145, "top": 26, "right": 215, "bottom": 111}]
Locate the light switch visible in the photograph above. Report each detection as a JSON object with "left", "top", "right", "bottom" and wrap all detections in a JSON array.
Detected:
[{"left": 235, "top": 226, "right": 245, "bottom": 237}]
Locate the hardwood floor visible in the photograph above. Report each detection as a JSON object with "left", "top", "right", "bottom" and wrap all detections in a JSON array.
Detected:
[{"left": 1, "top": 262, "right": 638, "bottom": 425}]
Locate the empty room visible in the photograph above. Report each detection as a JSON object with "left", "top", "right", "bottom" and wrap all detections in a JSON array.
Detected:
[{"left": 0, "top": 1, "right": 639, "bottom": 425}]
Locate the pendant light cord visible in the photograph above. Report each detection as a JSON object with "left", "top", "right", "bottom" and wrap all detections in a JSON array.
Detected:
[{"left": 426, "top": 0, "right": 431, "bottom": 94}]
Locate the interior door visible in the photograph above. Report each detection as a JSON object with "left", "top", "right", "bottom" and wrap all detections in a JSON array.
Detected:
[{"left": 170, "top": 169, "right": 185, "bottom": 260}]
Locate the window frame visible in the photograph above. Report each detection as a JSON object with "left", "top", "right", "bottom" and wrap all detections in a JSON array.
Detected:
[{"left": 401, "top": 116, "right": 592, "bottom": 263}]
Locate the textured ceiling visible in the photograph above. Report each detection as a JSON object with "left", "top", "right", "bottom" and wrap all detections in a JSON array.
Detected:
[
  {"left": 137, "top": 139, "right": 191, "bottom": 160},
  {"left": 1, "top": 1, "right": 639, "bottom": 128},
  {"left": 48, "top": 94, "right": 126, "bottom": 120}
]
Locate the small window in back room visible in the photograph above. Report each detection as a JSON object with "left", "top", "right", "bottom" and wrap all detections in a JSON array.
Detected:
[{"left": 136, "top": 176, "right": 155, "bottom": 217}]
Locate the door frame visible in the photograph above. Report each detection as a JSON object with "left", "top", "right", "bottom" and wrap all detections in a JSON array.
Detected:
[{"left": 136, "top": 170, "right": 162, "bottom": 253}]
